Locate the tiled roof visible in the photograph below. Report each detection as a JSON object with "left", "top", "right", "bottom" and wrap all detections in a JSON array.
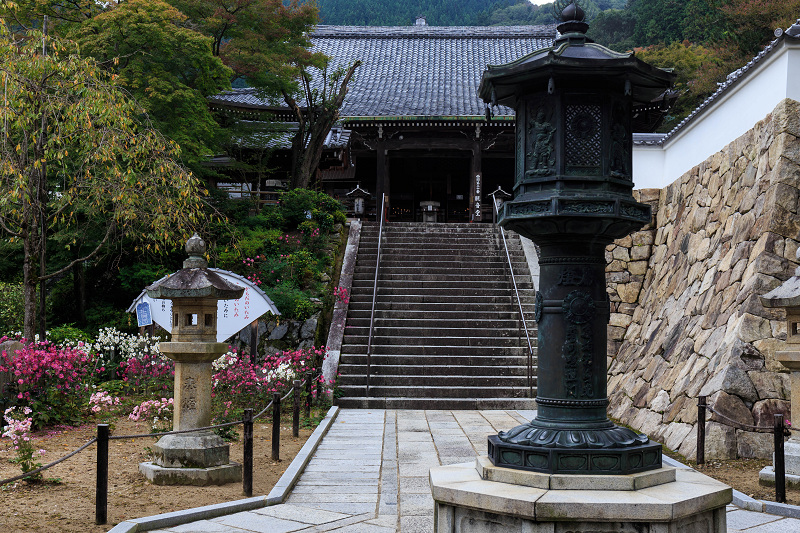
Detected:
[{"left": 210, "top": 24, "right": 556, "bottom": 119}]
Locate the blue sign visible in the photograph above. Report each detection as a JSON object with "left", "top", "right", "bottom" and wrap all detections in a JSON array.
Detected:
[{"left": 136, "top": 302, "right": 153, "bottom": 327}]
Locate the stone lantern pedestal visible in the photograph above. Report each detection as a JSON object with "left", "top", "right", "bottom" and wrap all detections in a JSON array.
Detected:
[
  {"left": 758, "top": 253, "right": 800, "bottom": 488},
  {"left": 138, "top": 235, "right": 244, "bottom": 486}
]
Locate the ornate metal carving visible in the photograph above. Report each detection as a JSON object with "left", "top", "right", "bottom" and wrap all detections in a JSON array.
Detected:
[
  {"left": 534, "top": 397, "right": 609, "bottom": 408},
  {"left": 565, "top": 104, "right": 601, "bottom": 169},
  {"left": 609, "top": 101, "right": 631, "bottom": 179},
  {"left": 535, "top": 291, "right": 543, "bottom": 323},
  {"left": 561, "top": 201, "right": 614, "bottom": 214},
  {"left": 508, "top": 201, "right": 551, "bottom": 216},
  {"left": 526, "top": 102, "right": 556, "bottom": 176},
  {"left": 557, "top": 266, "right": 594, "bottom": 287},
  {"left": 620, "top": 203, "right": 650, "bottom": 220}
]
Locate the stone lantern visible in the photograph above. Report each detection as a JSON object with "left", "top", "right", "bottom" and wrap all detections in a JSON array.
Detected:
[
  {"left": 759, "top": 250, "right": 800, "bottom": 487},
  {"left": 477, "top": 1, "right": 675, "bottom": 475},
  {"left": 139, "top": 234, "right": 244, "bottom": 485}
]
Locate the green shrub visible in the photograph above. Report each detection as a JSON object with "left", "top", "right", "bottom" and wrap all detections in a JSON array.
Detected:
[
  {"left": 0, "top": 282, "right": 24, "bottom": 335},
  {"left": 280, "top": 189, "right": 344, "bottom": 229},
  {"left": 259, "top": 205, "right": 286, "bottom": 229},
  {"left": 266, "top": 283, "right": 315, "bottom": 320},
  {"left": 48, "top": 325, "right": 92, "bottom": 346}
]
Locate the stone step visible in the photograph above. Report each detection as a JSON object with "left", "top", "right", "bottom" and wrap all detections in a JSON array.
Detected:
[
  {"left": 345, "top": 309, "right": 536, "bottom": 321},
  {"left": 342, "top": 334, "right": 525, "bottom": 347},
  {"left": 337, "top": 383, "right": 534, "bottom": 399},
  {"left": 347, "top": 294, "right": 535, "bottom": 306},
  {"left": 341, "top": 325, "right": 536, "bottom": 338},
  {"left": 350, "top": 279, "right": 534, "bottom": 290},
  {"left": 352, "top": 273, "right": 532, "bottom": 283},
  {"left": 334, "top": 396, "right": 538, "bottom": 410},
  {"left": 343, "top": 317, "right": 536, "bottom": 329},
  {"left": 345, "top": 302, "right": 535, "bottom": 313},
  {"left": 338, "top": 373, "right": 536, "bottom": 387},
  {"left": 336, "top": 364, "right": 535, "bottom": 377},
  {"left": 341, "top": 345, "right": 530, "bottom": 356}
]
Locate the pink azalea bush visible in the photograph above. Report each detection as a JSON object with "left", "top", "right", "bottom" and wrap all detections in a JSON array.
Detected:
[
  {"left": 129, "top": 397, "right": 174, "bottom": 432},
  {"left": 88, "top": 390, "right": 121, "bottom": 414},
  {"left": 2, "top": 406, "right": 45, "bottom": 481},
  {"left": 0, "top": 338, "right": 99, "bottom": 427}
]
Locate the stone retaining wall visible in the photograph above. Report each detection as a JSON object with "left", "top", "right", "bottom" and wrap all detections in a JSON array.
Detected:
[{"left": 606, "top": 98, "right": 800, "bottom": 460}]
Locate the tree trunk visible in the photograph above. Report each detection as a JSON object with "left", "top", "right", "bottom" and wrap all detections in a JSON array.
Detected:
[{"left": 74, "top": 261, "right": 86, "bottom": 326}]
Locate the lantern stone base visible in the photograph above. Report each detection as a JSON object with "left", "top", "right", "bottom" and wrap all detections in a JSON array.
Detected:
[
  {"left": 759, "top": 440, "right": 800, "bottom": 488},
  {"left": 430, "top": 457, "right": 731, "bottom": 533},
  {"left": 138, "top": 431, "right": 242, "bottom": 486}
]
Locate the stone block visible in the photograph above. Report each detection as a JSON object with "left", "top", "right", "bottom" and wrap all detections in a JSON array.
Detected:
[
  {"left": 300, "top": 315, "right": 318, "bottom": 340},
  {"left": 748, "top": 371, "right": 790, "bottom": 400},
  {"left": 628, "top": 261, "right": 649, "bottom": 276},
  {"left": 612, "top": 247, "right": 631, "bottom": 262},
  {"left": 139, "top": 461, "right": 241, "bottom": 486},
  {"left": 703, "top": 422, "right": 737, "bottom": 460},
  {"left": 699, "top": 366, "right": 759, "bottom": 404},
  {"left": 736, "top": 431, "right": 773, "bottom": 459},
  {"left": 732, "top": 313, "right": 773, "bottom": 344},
  {"left": 751, "top": 398, "right": 790, "bottom": 427}
]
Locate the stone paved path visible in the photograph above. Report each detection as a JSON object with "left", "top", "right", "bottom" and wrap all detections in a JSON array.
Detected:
[{"left": 149, "top": 410, "right": 800, "bottom": 533}]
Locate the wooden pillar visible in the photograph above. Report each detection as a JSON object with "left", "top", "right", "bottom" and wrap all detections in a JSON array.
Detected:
[
  {"left": 376, "top": 140, "right": 387, "bottom": 221},
  {"left": 470, "top": 141, "right": 483, "bottom": 222}
]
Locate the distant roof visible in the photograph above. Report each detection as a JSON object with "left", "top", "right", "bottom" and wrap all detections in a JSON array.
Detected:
[{"left": 209, "top": 24, "right": 557, "bottom": 120}]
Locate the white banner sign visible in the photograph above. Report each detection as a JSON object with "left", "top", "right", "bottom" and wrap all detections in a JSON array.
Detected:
[{"left": 127, "top": 269, "right": 280, "bottom": 342}]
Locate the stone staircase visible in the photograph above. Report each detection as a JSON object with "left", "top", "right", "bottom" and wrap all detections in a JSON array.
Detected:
[{"left": 336, "top": 221, "right": 538, "bottom": 409}]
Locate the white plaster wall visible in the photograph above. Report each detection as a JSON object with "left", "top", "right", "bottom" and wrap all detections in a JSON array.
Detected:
[{"left": 632, "top": 42, "right": 800, "bottom": 189}]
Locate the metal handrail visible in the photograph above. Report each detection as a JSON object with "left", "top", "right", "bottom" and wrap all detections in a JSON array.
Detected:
[
  {"left": 365, "top": 194, "right": 387, "bottom": 396},
  {"left": 491, "top": 197, "right": 535, "bottom": 398}
]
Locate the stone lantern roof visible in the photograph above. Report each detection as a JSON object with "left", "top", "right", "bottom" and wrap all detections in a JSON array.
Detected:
[{"left": 146, "top": 234, "right": 244, "bottom": 301}]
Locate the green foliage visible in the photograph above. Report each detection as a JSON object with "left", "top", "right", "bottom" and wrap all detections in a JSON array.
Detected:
[
  {"left": 317, "top": 0, "right": 519, "bottom": 26},
  {"left": 587, "top": 9, "right": 636, "bottom": 51},
  {"left": 279, "top": 188, "right": 345, "bottom": 228},
  {"left": 84, "top": 305, "right": 138, "bottom": 335},
  {"left": 74, "top": 0, "right": 233, "bottom": 169},
  {"left": 118, "top": 263, "right": 174, "bottom": 296},
  {"left": 47, "top": 325, "right": 92, "bottom": 346},
  {"left": 266, "top": 282, "right": 315, "bottom": 320},
  {"left": 0, "top": 282, "right": 24, "bottom": 335}
]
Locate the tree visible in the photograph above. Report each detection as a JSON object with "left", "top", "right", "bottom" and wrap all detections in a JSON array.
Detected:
[
  {"left": 283, "top": 61, "right": 361, "bottom": 189},
  {"left": 719, "top": 0, "right": 800, "bottom": 56},
  {"left": 73, "top": 0, "right": 233, "bottom": 170},
  {"left": 0, "top": 27, "right": 210, "bottom": 340}
]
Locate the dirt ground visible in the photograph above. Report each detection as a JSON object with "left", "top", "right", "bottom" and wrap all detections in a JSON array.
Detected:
[
  {"left": 693, "top": 457, "right": 800, "bottom": 506},
  {"left": 2, "top": 422, "right": 798, "bottom": 532},
  {"left": 0, "top": 417, "right": 313, "bottom": 532}
]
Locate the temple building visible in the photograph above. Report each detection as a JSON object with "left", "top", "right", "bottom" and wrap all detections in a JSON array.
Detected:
[{"left": 209, "top": 23, "right": 672, "bottom": 220}]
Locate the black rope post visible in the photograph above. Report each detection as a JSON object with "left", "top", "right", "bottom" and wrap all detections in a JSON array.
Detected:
[
  {"left": 293, "top": 380, "right": 301, "bottom": 438},
  {"left": 775, "top": 413, "right": 786, "bottom": 503},
  {"left": 305, "top": 372, "right": 312, "bottom": 419},
  {"left": 95, "top": 424, "right": 109, "bottom": 525},
  {"left": 697, "top": 396, "right": 706, "bottom": 467},
  {"left": 272, "top": 391, "right": 281, "bottom": 461},
  {"left": 243, "top": 408, "right": 253, "bottom": 497}
]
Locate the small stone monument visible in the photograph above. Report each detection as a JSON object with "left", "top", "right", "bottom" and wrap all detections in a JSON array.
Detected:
[
  {"left": 139, "top": 234, "right": 244, "bottom": 486},
  {"left": 759, "top": 248, "right": 800, "bottom": 488}
]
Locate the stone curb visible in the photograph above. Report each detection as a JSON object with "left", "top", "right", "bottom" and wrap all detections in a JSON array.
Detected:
[
  {"left": 322, "top": 220, "right": 360, "bottom": 386},
  {"left": 108, "top": 406, "right": 340, "bottom": 532},
  {"left": 265, "top": 406, "right": 340, "bottom": 505},
  {"left": 662, "top": 454, "right": 800, "bottom": 517}
]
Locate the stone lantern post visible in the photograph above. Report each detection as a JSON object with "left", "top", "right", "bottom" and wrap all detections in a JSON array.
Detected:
[
  {"left": 428, "top": 7, "right": 731, "bottom": 532},
  {"left": 759, "top": 250, "right": 800, "bottom": 487},
  {"left": 477, "top": 1, "right": 675, "bottom": 475},
  {"left": 139, "top": 234, "right": 244, "bottom": 486}
]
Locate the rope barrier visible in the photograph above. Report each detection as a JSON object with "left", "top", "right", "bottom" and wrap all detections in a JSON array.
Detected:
[
  {"left": 705, "top": 405, "right": 791, "bottom": 435},
  {"left": 1, "top": 375, "right": 315, "bottom": 489},
  {"left": 0, "top": 437, "right": 98, "bottom": 486}
]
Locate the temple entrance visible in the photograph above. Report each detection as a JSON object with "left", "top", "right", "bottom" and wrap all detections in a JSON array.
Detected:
[{"left": 388, "top": 153, "right": 471, "bottom": 222}]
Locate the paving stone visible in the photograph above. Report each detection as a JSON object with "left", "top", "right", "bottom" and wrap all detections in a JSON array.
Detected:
[
  {"left": 400, "top": 514, "right": 434, "bottom": 533},
  {"left": 290, "top": 502, "right": 378, "bottom": 515},
  {"left": 398, "top": 432, "right": 434, "bottom": 442},
  {"left": 291, "top": 484, "right": 379, "bottom": 494},
  {"left": 253, "top": 504, "right": 351, "bottom": 525},
  {"left": 287, "top": 493, "right": 379, "bottom": 503},
  {"left": 400, "top": 493, "right": 436, "bottom": 516},
  {"left": 212, "top": 512, "right": 307, "bottom": 533},
  {"left": 730, "top": 517, "right": 800, "bottom": 533},
  {"left": 163, "top": 521, "right": 246, "bottom": 533},
  {"left": 364, "top": 515, "right": 398, "bottom": 528},
  {"left": 400, "top": 476, "right": 431, "bottom": 493},
  {"left": 726, "top": 509, "right": 784, "bottom": 530},
  {"left": 326, "top": 522, "right": 395, "bottom": 532}
]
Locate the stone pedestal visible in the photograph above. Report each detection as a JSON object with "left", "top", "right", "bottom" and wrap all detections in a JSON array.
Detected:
[
  {"left": 430, "top": 457, "right": 731, "bottom": 533},
  {"left": 138, "top": 341, "right": 241, "bottom": 486}
]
